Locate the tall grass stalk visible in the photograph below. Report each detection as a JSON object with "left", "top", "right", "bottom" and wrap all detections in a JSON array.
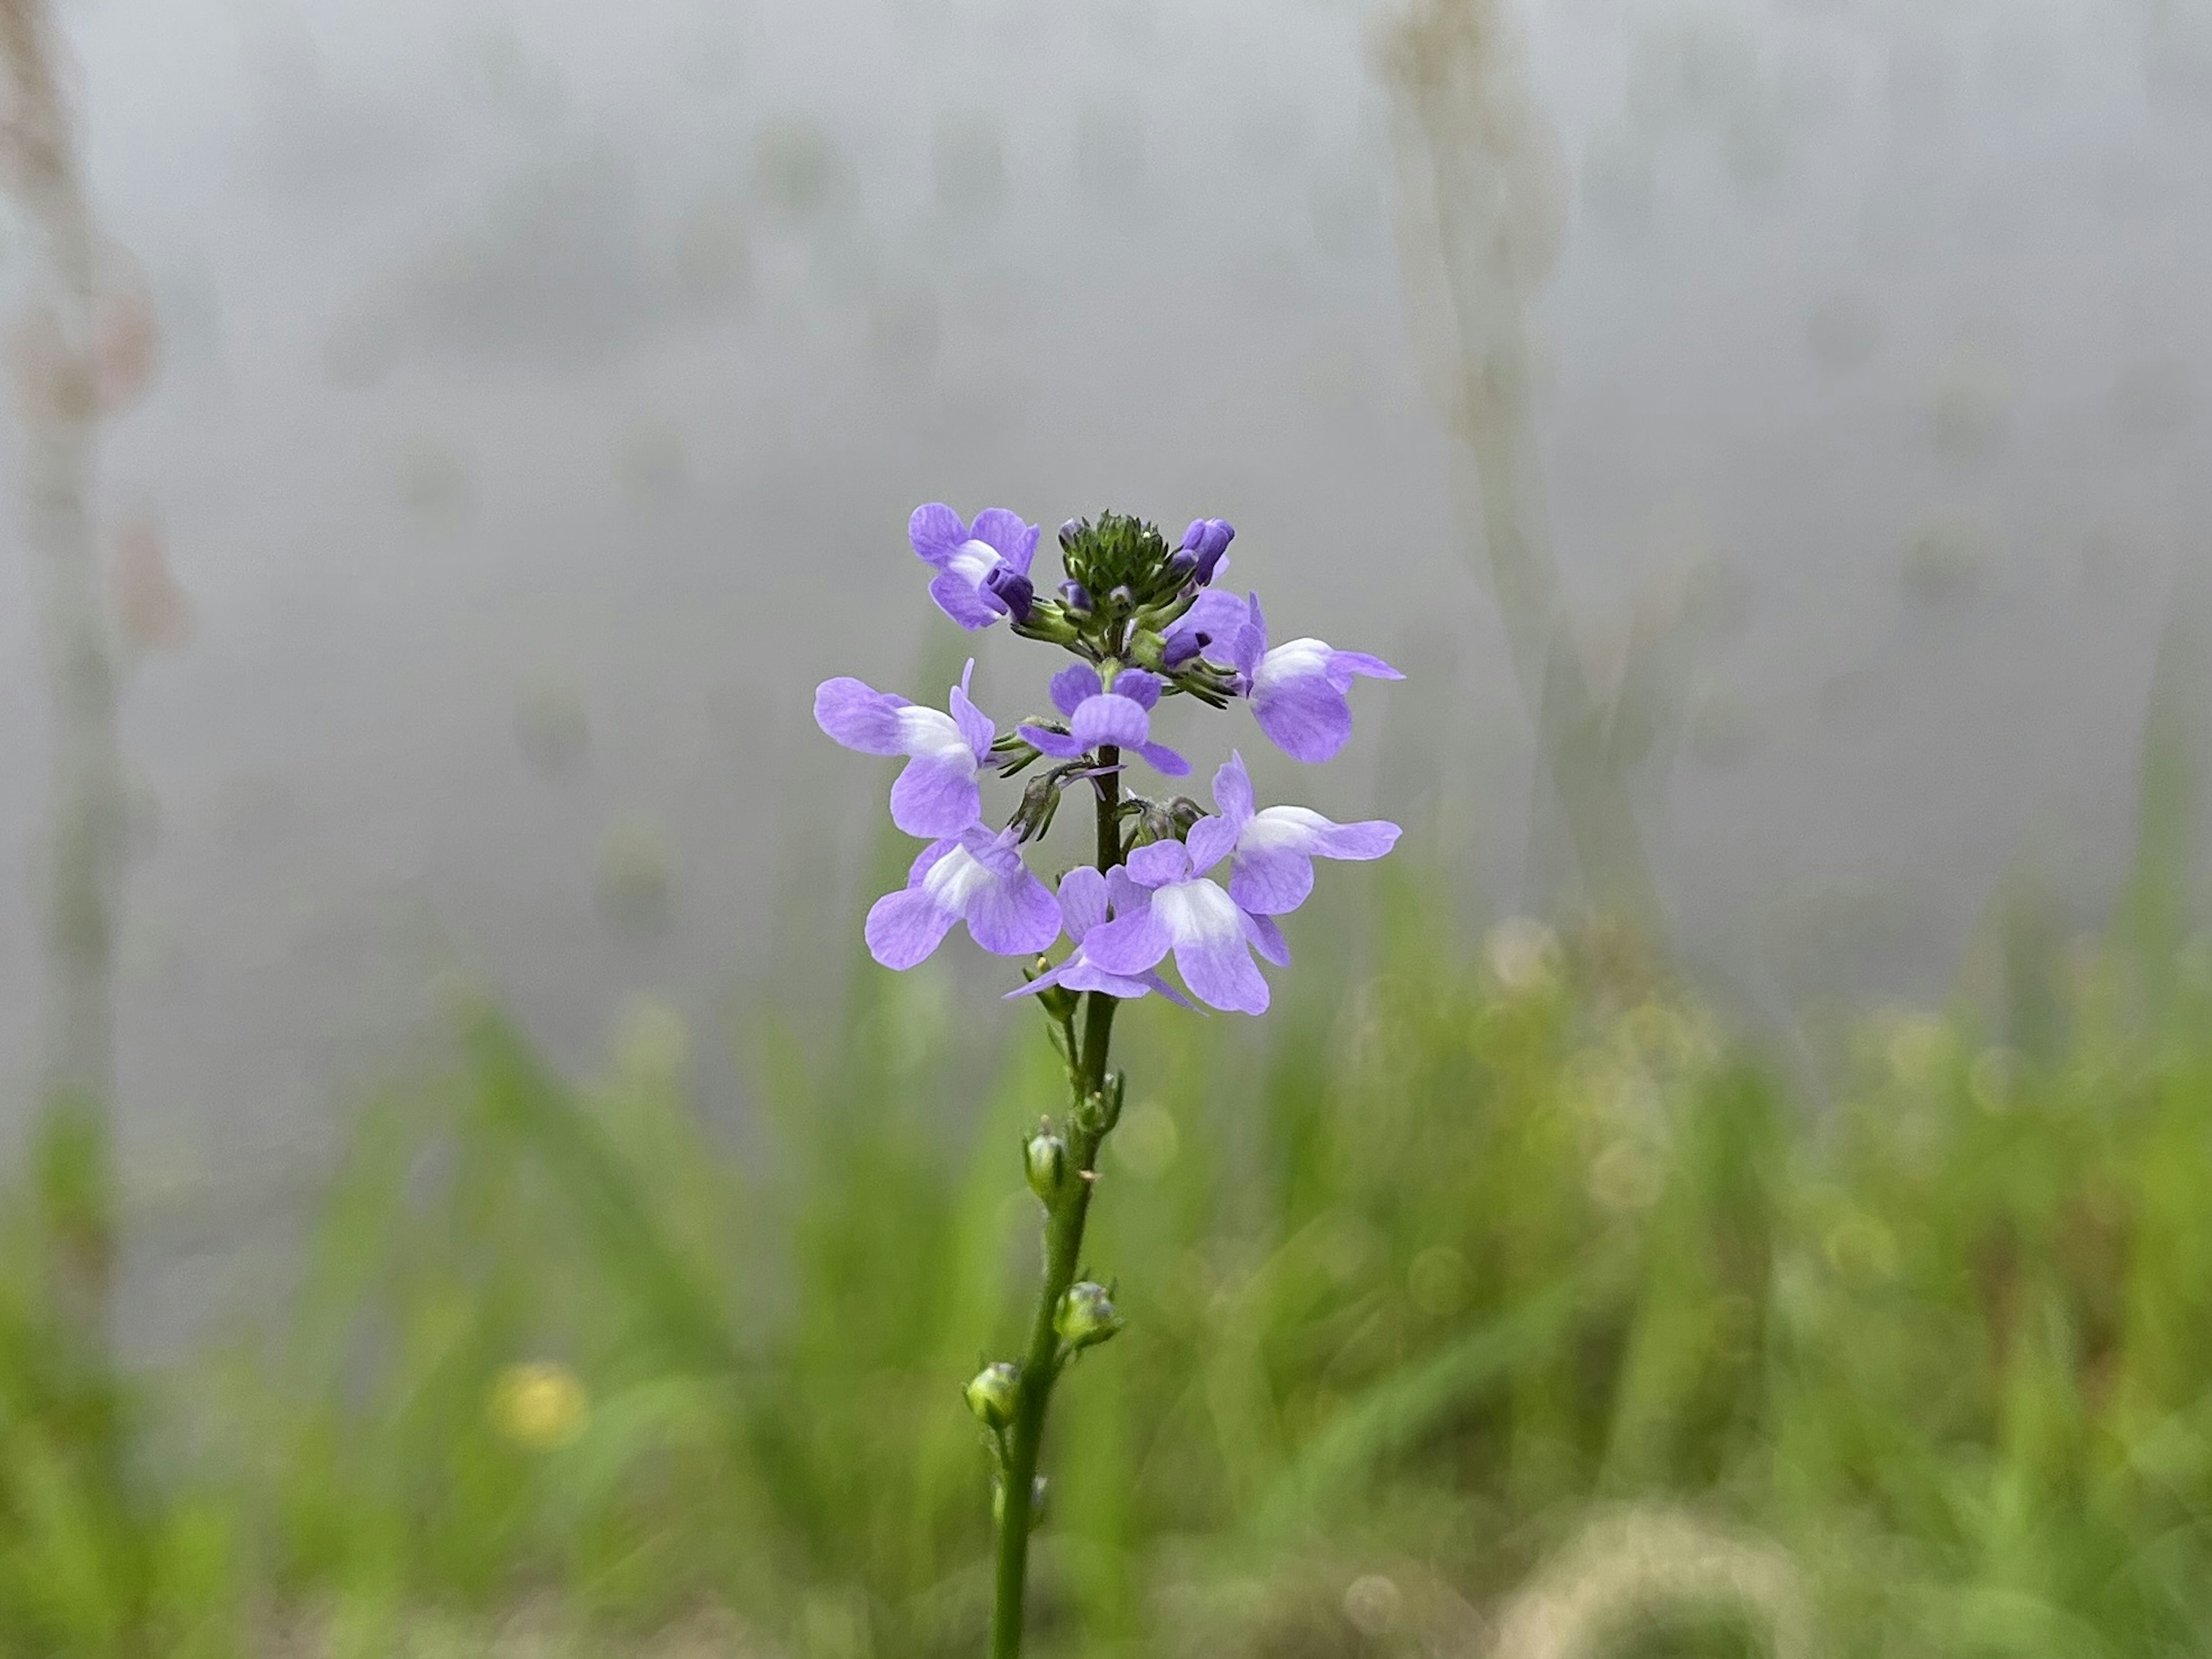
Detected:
[{"left": 0, "top": 0, "right": 128, "bottom": 1359}]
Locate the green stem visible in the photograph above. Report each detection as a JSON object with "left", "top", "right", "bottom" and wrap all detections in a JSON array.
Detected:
[{"left": 990, "top": 746, "right": 1123, "bottom": 1659}]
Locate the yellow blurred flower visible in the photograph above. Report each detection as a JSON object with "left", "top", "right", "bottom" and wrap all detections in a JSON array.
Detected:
[{"left": 490, "top": 1361, "right": 590, "bottom": 1451}]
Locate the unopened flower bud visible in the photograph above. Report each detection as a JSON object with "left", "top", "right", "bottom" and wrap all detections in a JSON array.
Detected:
[
  {"left": 984, "top": 565, "right": 1035, "bottom": 622},
  {"left": 964, "top": 1361, "right": 1020, "bottom": 1429},
  {"left": 1012, "top": 771, "right": 1062, "bottom": 842},
  {"left": 1054, "top": 1281, "right": 1123, "bottom": 1352},
  {"left": 1179, "top": 517, "right": 1235, "bottom": 584},
  {"left": 1161, "top": 628, "right": 1207, "bottom": 670},
  {"left": 1059, "top": 579, "right": 1093, "bottom": 616},
  {"left": 1058, "top": 518, "right": 1084, "bottom": 554},
  {"left": 1026, "top": 1127, "right": 1075, "bottom": 1205},
  {"left": 993, "top": 1474, "right": 1047, "bottom": 1529},
  {"left": 1107, "top": 584, "right": 1135, "bottom": 611}
]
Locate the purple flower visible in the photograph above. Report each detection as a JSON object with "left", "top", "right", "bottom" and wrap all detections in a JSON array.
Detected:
[
  {"left": 1075, "top": 833, "right": 1290, "bottom": 1016},
  {"left": 1018, "top": 664, "right": 1191, "bottom": 777},
  {"left": 1169, "top": 518, "right": 1235, "bottom": 585},
  {"left": 910, "top": 503, "right": 1041, "bottom": 630},
  {"left": 1209, "top": 752, "right": 1400, "bottom": 915},
  {"left": 865, "top": 824, "right": 1062, "bottom": 968},
  {"left": 1007, "top": 866, "right": 1194, "bottom": 1006},
  {"left": 1163, "top": 592, "right": 1400, "bottom": 764},
  {"left": 815, "top": 660, "right": 997, "bottom": 838}
]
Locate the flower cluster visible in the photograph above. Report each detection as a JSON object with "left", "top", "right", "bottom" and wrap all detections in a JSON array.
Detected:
[{"left": 815, "top": 504, "right": 1401, "bottom": 1015}]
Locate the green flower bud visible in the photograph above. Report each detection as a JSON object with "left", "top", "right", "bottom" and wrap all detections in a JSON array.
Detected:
[
  {"left": 964, "top": 1361, "right": 1020, "bottom": 1430},
  {"left": 1054, "top": 1281, "right": 1123, "bottom": 1353},
  {"left": 1025, "top": 1128, "right": 1076, "bottom": 1206}
]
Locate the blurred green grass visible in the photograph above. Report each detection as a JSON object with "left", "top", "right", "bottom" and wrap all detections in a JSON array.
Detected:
[{"left": 6, "top": 847, "right": 2212, "bottom": 1656}]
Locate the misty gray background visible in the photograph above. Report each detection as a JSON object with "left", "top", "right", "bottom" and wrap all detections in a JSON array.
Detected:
[{"left": 0, "top": 0, "right": 2206, "bottom": 1340}]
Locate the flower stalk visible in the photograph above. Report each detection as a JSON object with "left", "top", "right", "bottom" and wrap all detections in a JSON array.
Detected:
[{"left": 818, "top": 505, "right": 1402, "bottom": 1656}]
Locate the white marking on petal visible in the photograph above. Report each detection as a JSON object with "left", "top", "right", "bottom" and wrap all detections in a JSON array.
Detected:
[
  {"left": 920, "top": 844, "right": 996, "bottom": 914},
  {"left": 1252, "top": 638, "right": 1332, "bottom": 699},
  {"left": 1150, "top": 878, "right": 1245, "bottom": 950},
  {"left": 1238, "top": 806, "right": 1329, "bottom": 858},
  {"left": 945, "top": 539, "right": 1003, "bottom": 589},
  {"left": 896, "top": 706, "right": 978, "bottom": 771}
]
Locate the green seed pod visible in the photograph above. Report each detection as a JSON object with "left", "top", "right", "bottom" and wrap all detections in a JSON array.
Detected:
[
  {"left": 1054, "top": 1281, "right": 1123, "bottom": 1353},
  {"left": 1025, "top": 1128, "right": 1075, "bottom": 1206},
  {"left": 964, "top": 1361, "right": 1020, "bottom": 1430}
]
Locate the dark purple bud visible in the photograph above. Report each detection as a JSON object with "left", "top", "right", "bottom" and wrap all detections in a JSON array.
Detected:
[
  {"left": 1161, "top": 628, "right": 1207, "bottom": 670},
  {"left": 1165, "top": 547, "right": 1198, "bottom": 580},
  {"left": 1190, "top": 518, "right": 1235, "bottom": 585},
  {"left": 1058, "top": 518, "right": 1084, "bottom": 554},
  {"left": 985, "top": 565, "right": 1035, "bottom": 622},
  {"left": 1059, "top": 579, "right": 1093, "bottom": 616}
]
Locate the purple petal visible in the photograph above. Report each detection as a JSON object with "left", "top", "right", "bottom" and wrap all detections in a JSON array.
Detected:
[
  {"left": 1316, "top": 818, "right": 1401, "bottom": 861},
  {"left": 1325, "top": 649, "right": 1403, "bottom": 689},
  {"left": 1138, "top": 969, "right": 1198, "bottom": 1010},
  {"left": 1058, "top": 866, "right": 1110, "bottom": 941},
  {"left": 1228, "top": 842, "right": 1316, "bottom": 916},
  {"left": 1135, "top": 741, "right": 1191, "bottom": 778},
  {"left": 1256, "top": 668, "right": 1354, "bottom": 770},
  {"left": 1185, "top": 813, "right": 1238, "bottom": 877},
  {"left": 963, "top": 865, "right": 1062, "bottom": 957},
  {"left": 910, "top": 503, "right": 968, "bottom": 568},
  {"left": 1210, "top": 752, "right": 1254, "bottom": 829},
  {"left": 950, "top": 661, "right": 995, "bottom": 760},
  {"left": 1243, "top": 910, "right": 1291, "bottom": 968},
  {"left": 1049, "top": 663, "right": 1103, "bottom": 719},
  {"left": 1081, "top": 901, "right": 1173, "bottom": 975},
  {"left": 930, "top": 569, "right": 1005, "bottom": 631},
  {"left": 1167, "top": 589, "right": 1252, "bottom": 658},
  {"left": 866, "top": 886, "right": 958, "bottom": 969},
  {"left": 815, "top": 678, "right": 911, "bottom": 755},
  {"left": 1153, "top": 879, "right": 1270, "bottom": 1014},
  {"left": 1056, "top": 956, "right": 1164, "bottom": 999},
  {"left": 1017, "top": 724, "right": 1088, "bottom": 760},
  {"left": 890, "top": 754, "right": 983, "bottom": 839},
  {"left": 1105, "top": 866, "right": 1146, "bottom": 913},
  {"left": 1069, "top": 693, "right": 1153, "bottom": 750},
  {"left": 1124, "top": 840, "right": 1192, "bottom": 888},
  {"left": 1007, "top": 953, "right": 1154, "bottom": 1001},
  {"left": 1113, "top": 670, "right": 1164, "bottom": 711},
  {"left": 968, "top": 508, "right": 1040, "bottom": 578}
]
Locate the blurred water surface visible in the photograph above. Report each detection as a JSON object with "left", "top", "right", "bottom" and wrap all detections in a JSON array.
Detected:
[{"left": 0, "top": 0, "right": 2206, "bottom": 1340}]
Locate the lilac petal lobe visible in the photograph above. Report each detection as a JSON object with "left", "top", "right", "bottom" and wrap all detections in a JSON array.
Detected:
[
  {"left": 1082, "top": 904, "right": 1174, "bottom": 975},
  {"left": 1017, "top": 724, "right": 1087, "bottom": 760},
  {"left": 964, "top": 866, "right": 1063, "bottom": 956},
  {"left": 865, "top": 886, "right": 958, "bottom": 969},
  {"left": 1317, "top": 818, "right": 1402, "bottom": 861},
  {"left": 1154, "top": 879, "right": 1270, "bottom": 1014},
  {"left": 909, "top": 503, "right": 968, "bottom": 567},
  {"left": 1049, "top": 663, "right": 1103, "bottom": 718},
  {"left": 1184, "top": 814, "right": 1238, "bottom": 876},
  {"left": 1243, "top": 910, "right": 1292, "bottom": 968},
  {"left": 1330, "top": 649, "right": 1403, "bottom": 684},
  {"left": 1113, "top": 670, "right": 1164, "bottom": 711},
  {"left": 1135, "top": 741, "right": 1191, "bottom": 778},
  {"left": 1070, "top": 694, "right": 1153, "bottom": 751},
  {"left": 929, "top": 569, "right": 1004, "bottom": 630},
  {"left": 1251, "top": 670, "right": 1353, "bottom": 763},
  {"left": 1124, "top": 840, "right": 1192, "bottom": 888},
  {"left": 1057, "top": 866, "right": 1111, "bottom": 941},
  {"left": 814, "top": 678, "right": 912, "bottom": 755},
  {"left": 1210, "top": 751, "right": 1254, "bottom": 828},
  {"left": 889, "top": 756, "right": 984, "bottom": 839}
]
